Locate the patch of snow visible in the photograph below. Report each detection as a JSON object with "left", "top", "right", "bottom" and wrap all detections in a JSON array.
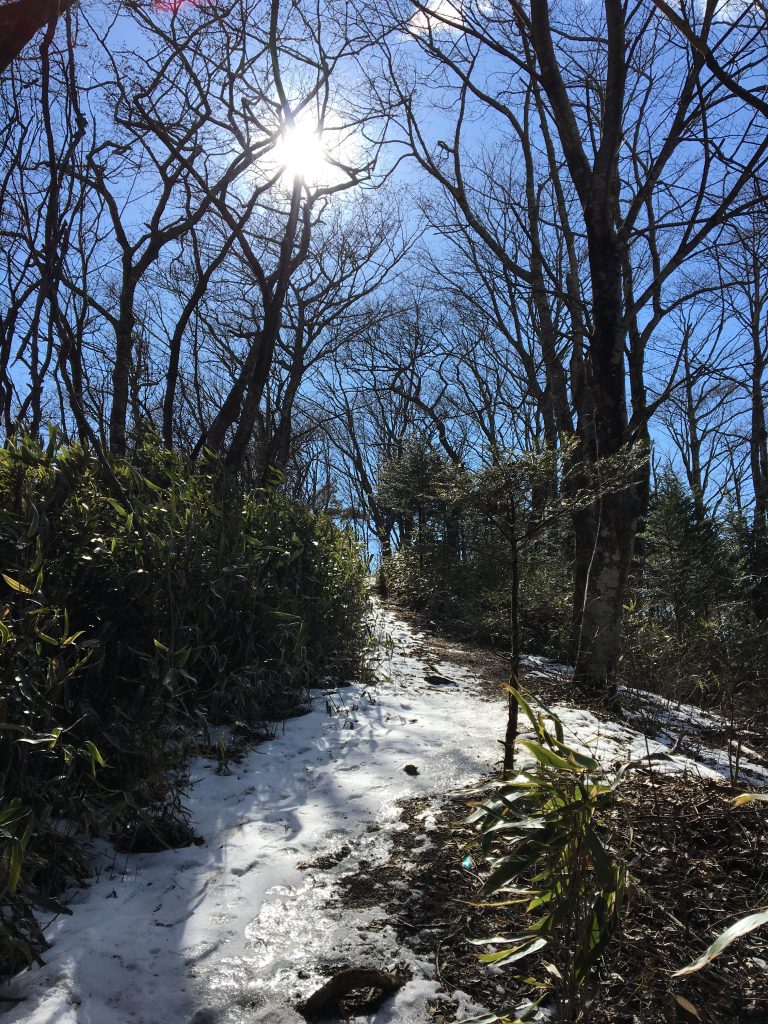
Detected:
[
  {"left": 6, "top": 606, "right": 765, "bottom": 1024},
  {"left": 5, "top": 607, "right": 502, "bottom": 1024},
  {"left": 520, "top": 654, "right": 573, "bottom": 677},
  {"left": 518, "top": 655, "right": 768, "bottom": 785}
]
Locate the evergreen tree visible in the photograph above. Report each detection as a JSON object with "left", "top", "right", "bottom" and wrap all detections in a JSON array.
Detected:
[{"left": 639, "top": 470, "right": 735, "bottom": 634}]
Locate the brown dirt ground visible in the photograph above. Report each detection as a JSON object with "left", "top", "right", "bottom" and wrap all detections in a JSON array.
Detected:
[{"left": 331, "top": 604, "right": 768, "bottom": 1024}]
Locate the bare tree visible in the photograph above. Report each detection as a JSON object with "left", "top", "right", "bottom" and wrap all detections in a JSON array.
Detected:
[
  {"left": 715, "top": 190, "right": 768, "bottom": 614},
  {"left": 657, "top": 309, "right": 742, "bottom": 520},
  {"left": 258, "top": 195, "right": 411, "bottom": 476},
  {"left": 648, "top": 0, "right": 768, "bottom": 119},
  {"left": 1, "top": 0, "right": 393, "bottom": 468},
  {"left": 357, "top": 0, "right": 768, "bottom": 691}
]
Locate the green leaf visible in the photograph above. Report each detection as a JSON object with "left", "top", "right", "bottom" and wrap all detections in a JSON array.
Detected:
[
  {"left": 84, "top": 740, "right": 106, "bottom": 771},
  {"left": 517, "top": 740, "right": 578, "bottom": 773},
  {"left": 456, "top": 1015, "right": 509, "bottom": 1024},
  {"left": 514, "top": 993, "right": 548, "bottom": 1022},
  {"left": 2, "top": 574, "right": 32, "bottom": 594},
  {"left": 26, "top": 502, "right": 39, "bottom": 539},
  {"left": 270, "top": 610, "right": 301, "bottom": 622},
  {"left": 35, "top": 628, "right": 59, "bottom": 646},
  {"left": 672, "top": 909, "right": 768, "bottom": 975},
  {"left": 0, "top": 801, "right": 30, "bottom": 829},
  {"left": 478, "top": 937, "right": 547, "bottom": 966},
  {"left": 9, "top": 841, "right": 24, "bottom": 891},
  {"left": 175, "top": 645, "right": 191, "bottom": 667},
  {"left": 586, "top": 831, "right": 616, "bottom": 888},
  {"left": 468, "top": 934, "right": 532, "bottom": 946},
  {"left": 502, "top": 686, "right": 539, "bottom": 735},
  {"left": 548, "top": 736, "right": 599, "bottom": 771},
  {"left": 483, "top": 830, "right": 560, "bottom": 892}
]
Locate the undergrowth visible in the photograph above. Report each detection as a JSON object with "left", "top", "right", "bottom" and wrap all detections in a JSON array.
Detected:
[
  {"left": 465, "top": 690, "right": 628, "bottom": 1024},
  {"left": 0, "top": 429, "right": 368, "bottom": 973}
]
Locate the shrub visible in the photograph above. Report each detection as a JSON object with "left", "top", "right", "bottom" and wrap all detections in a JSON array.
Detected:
[
  {"left": 0, "top": 430, "right": 368, "bottom": 970},
  {"left": 378, "top": 439, "right": 573, "bottom": 659},
  {"left": 464, "top": 690, "right": 629, "bottom": 1024},
  {"left": 621, "top": 471, "right": 767, "bottom": 709}
]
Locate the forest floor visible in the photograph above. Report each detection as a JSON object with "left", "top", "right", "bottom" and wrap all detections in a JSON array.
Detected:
[{"left": 3, "top": 603, "right": 768, "bottom": 1024}]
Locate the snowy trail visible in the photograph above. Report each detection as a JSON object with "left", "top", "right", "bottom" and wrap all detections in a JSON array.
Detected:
[
  {"left": 4, "top": 610, "right": 504, "bottom": 1024},
  {"left": 6, "top": 608, "right": 765, "bottom": 1024}
]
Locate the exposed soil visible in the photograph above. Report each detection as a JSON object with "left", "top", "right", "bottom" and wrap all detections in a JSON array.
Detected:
[
  {"left": 336, "top": 776, "right": 768, "bottom": 1023},
  {"left": 336, "top": 607, "right": 768, "bottom": 1024},
  {"left": 382, "top": 600, "right": 616, "bottom": 714},
  {"left": 386, "top": 601, "right": 768, "bottom": 768}
]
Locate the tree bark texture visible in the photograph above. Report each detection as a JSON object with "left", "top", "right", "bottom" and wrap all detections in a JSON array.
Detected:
[
  {"left": 529, "top": 0, "right": 636, "bottom": 693},
  {"left": 0, "top": 0, "right": 74, "bottom": 74}
]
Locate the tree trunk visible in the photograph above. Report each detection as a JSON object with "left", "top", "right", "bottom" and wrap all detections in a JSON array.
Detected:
[
  {"left": 261, "top": 318, "right": 306, "bottom": 477},
  {"left": 527, "top": 0, "right": 634, "bottom": 694},
  {"left": 749, "top": 281, "right": 768, "bottom": 618},
  {"left": 224, "top": 300, "right": 283, "bottom": 470},
  {"left": 573, "top": 487, "right": 639, "bottom": 696},
  {"left": 109, "top": 277, "right": 136, "bottom": 455},
  {"left": 205, "top": 180, "right": 304, "bottom": 469},
  {"left": 0, "top": 0, "right": 74, "bottom": 74},
  {"left": 503, "top": 505, "right": 521, "bottom": 774},
  {"left": 570, "top": 209, "right": 633, "bottom": 694},
  {"left": 201, "top": 338, "right": 261, "bottom": 455},
  {"left": 163, "top": 232, "right": 238, "bottom": 448}
]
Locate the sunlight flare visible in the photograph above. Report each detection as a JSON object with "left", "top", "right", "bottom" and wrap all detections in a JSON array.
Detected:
[
  {"left": 272, "top": 111, "right": 357, "bottom": 190},
  {"left": 275, "top": 117, "right": 328, "bottom": 185}
]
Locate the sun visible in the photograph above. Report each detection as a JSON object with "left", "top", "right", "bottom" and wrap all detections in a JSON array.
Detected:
[
  {"left": 271, "top": 109, "right": 359, "bottom": 190},
  {"left": 274, "top": 116, "right": 332, "bottom": 187}
]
